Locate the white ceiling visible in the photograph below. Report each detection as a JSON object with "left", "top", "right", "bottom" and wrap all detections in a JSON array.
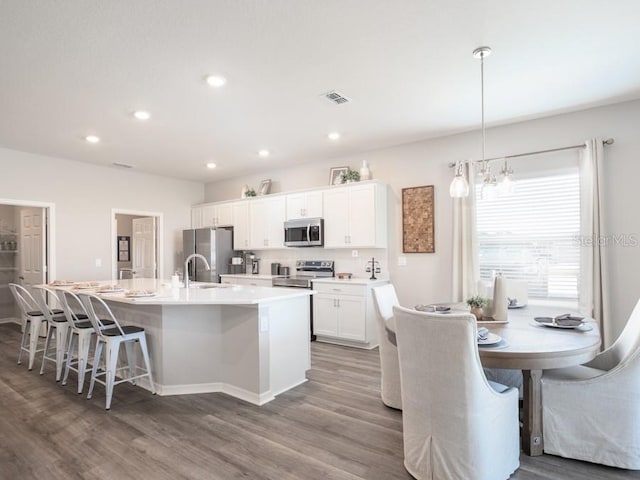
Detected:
[{"left": 1, "top": 1, "right": 639, "bottom": 182}]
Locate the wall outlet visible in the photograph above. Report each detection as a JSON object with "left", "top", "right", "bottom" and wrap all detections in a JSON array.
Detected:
[
  {"left": 95, "top": 258, "right": 102, "bottom": 267},
  {"left": 397, "top": 256, "right": 407, "bottom": 266},
  {"left": 351, "top": 250, "right": 358, "bottom": 257}
]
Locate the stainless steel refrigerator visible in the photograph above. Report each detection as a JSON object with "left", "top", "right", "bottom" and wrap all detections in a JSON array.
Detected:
[{"left": 182, "top": 227, "right": 233, "bottom": 283}]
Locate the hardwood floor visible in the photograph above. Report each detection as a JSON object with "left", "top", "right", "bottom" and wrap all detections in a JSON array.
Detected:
[{"left": 0, "top": 322, "right": 637, "bottom": 480}]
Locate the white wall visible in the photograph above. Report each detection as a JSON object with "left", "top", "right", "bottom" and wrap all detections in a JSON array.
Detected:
[
  {"left": 0, "top": 148, "right": 203, "bottom": 282},
  {"left": 205, "top": 99, "right": 640, "bottom": 342}
]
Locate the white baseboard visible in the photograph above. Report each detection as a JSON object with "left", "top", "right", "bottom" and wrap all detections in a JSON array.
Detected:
[{"left": 0, "top": 317, "right": 20, "bottom": 325}]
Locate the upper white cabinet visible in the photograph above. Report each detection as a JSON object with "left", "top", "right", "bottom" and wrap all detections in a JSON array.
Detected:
[
  {"left": 201, "top": 203, "right": 233, "bottom": 228},
  {"left": 232, "top": 201, "right": 250, "bottom": 250},
  {"left": 323, "top": 183, "right": 387, "bottom": 248},
  {"left": 191, "top": 180, "right": 388, "bottom": 250},
  {"left": 249, "top": 196, "right": 286, "bottom": 249},
  {"left": 191, "top": 206, "right": 204, "bottom": 229},
  {"left": 285, "top": 191, "right": 323, "bottom": 220}
]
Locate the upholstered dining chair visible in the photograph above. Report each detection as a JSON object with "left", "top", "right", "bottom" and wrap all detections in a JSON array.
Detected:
[
  {"left": 372, "top": 284, "right": 402, "bottom": 409},
  {"left": 541, "top": 299, "right": 640, "bottom": 469},
  {"left": 393, "top": 305, "right": 520, "bottom": 480}
]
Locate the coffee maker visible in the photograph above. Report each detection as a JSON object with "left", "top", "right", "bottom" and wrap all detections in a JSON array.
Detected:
[{"left": 245, "top": 252, "right": 260, "bottom": 274}]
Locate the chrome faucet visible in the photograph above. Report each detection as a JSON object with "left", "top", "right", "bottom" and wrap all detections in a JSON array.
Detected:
[{"left": 184, "top": 253, "right": 211, "bottom": 289}]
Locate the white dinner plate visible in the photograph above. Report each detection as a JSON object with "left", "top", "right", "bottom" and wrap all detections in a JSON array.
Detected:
[
  {"left": 98, "top": 288, "right": 125, "bottom": 294},
  {"left": 125, "top": 291, "right": 156, "bottom": 298},
  {"left": 477, "top": 332, "right": 502, "bottom": 345},
  {"left": 49, "top": 281, "right": 75, "bottom": 286}
]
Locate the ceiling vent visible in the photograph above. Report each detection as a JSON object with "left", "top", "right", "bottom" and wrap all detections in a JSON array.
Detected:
[
  {"left": 112, "top": 162, "right": 134, "bottom": 169},
  {"left": 323, "top": 90, "right": 350, "bottom": 105}
]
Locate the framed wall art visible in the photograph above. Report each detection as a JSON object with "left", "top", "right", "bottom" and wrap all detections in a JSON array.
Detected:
[
  {"left": 329, "top": 166, "right": 348, "bottom": 185},
  {"left": 402, "top": 185, "right": 435, "bottom": 253},
  {"left": 117, "top": 235, "right": 130, "bottom": 262}
]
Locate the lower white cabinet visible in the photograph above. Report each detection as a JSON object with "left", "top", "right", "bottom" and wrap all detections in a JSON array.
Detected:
[
  {"left": 220, "top": 275, "right": 273, "bottom": 288},
  {"left": 312, "top": 279, "right": 388, "bottom": 349}
]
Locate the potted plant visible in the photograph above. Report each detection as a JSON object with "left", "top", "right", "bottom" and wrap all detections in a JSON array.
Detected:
[
  {"left": 340, "top": 168, "right": 360, "bottom": 183},
  {"left": 466, "top": 295, "right": 488, "bottom": 321},
  {"left": 245, "top": 188, "right": 257, "bottom": 197}
]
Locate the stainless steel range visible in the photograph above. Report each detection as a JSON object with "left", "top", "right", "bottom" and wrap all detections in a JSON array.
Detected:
[{"left": 272, "top": 260, "right": 334, "bottom": 341}]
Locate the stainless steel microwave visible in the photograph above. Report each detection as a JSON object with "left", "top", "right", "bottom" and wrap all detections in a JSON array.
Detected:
[{"left": 284, "top": 218, "right": 324, "bottom": 247}]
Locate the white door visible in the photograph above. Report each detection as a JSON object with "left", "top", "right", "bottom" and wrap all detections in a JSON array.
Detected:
[
  {"left": 323, "top": 189, "right": 350, "bottom": 247},
  {"left": 132, "top": 217, "right": 156, "bottom": 278},
  {"left": 19, "top": 207, "right": 46, "bottom": 287},
  {"left": 232, "top": 202, "right": 250, "bottom": 250},
  {"left": 348, "top": 184, "right": 376, "bottom": 247}
]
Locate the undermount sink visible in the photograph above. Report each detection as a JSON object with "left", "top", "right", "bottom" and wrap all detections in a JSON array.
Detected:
[{"left": 188, "top": 283, "right": 231, "bottom": 289}]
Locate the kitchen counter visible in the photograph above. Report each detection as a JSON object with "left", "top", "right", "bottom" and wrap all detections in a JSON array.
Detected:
[
  {"left": 54, "top": 279, "right": 311, "bottom": 406},
  {"left": 311, "top": 277, "right": 390, "bottom": 286},
  {"left": 77, "top": 278, "right": 309, "bottom": 305},
  {"left": 220, "top": 273, "right": 279, "bottom": 281}
]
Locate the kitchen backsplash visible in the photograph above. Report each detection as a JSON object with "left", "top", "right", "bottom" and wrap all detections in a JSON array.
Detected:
[{"left": 240, "top": 248, "right": 388, "bottom": 279}]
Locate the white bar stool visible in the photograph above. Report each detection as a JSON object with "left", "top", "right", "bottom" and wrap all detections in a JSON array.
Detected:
[
  {"left": 34, "top": 286, "right": 71, "bottom": 381},
  {"left": 8, "top": 283, "right": 61, "bottom": 371},
  {"left": 57, "top": 289, "right": 102, "bottom": 394},
  {"left": 79, "top": 293, "right": 156, "bottom": 410}
]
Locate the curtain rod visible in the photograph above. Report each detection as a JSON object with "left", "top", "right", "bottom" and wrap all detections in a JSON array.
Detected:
[{"left": 448, "top": 138, "right": 614, "bottom": 168}]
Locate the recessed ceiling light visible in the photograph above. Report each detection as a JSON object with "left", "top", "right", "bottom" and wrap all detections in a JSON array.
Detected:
[
  {"left": 258, "top": 149, "right": 270, "bottom": 158},
  {"left": 206, "top": 162, "right": 217, "bottom": 169},
  {"left": 85, "top": 135, "right": 100, "bottom": 143},
  {"left": 206, "top": 75, "right": 227, "bottom": 88},
  {"left": 133, "top": 110, "right": 151, "bottom": 120},
  {"left": 328, "top": 132, "right": 341, "bottom": 141}
]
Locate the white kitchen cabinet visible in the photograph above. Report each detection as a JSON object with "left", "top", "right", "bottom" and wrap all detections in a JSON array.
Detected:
[
  {"left": 285, "top": 190, "right": 323, "bottom": 220},
  {"left": 323, "top": 182, "right": 387, "bottom": 248},
  {"left": 312, "top": 279, "right": 388, "bottom": 349},
  {"left": 232, "top": 201, "right": 250, "bottom": 250},
  {"left": 249, "top": 196, "right": 285, "bottom": 249},
  {"left": 201, "top": 203, "right": 233, "bottom": 228},
  {"left": 191, "top": 206, "right": 204, "bottom": 229},
  {"left": 220, "top": 275, "right": 273, "bottom": 287}
]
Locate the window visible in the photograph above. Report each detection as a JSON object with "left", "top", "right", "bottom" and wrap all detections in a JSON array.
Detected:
[{"left": 475, "top": 169, "right": 580, "bottom": 304}]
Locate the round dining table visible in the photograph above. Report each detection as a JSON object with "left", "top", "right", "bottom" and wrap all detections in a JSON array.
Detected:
[
  {"left": 396, "top": 304, "right": 602, "bottom": 456},
  {"left": 477, "top": 306, "right": 601, "bottom": 456}
]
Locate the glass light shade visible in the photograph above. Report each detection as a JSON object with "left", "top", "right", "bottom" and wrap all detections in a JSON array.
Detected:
[
  {"left": 449, "top": 174, "right": 470, "bottom": 197},
  {"left": 481, "top": 181, "right": 498, "bottom": 200},
  {"left": 499, "top": 174, "right": 516, "bottom": 195}
]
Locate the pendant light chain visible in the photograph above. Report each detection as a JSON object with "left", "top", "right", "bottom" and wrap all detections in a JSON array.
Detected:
[{"left": 481, "top": 51, "right": 486, "bottom": 164}]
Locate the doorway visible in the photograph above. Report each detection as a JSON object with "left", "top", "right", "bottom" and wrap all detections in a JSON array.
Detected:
[
  {"left": 111, "top": 209, "right": 163, "bottom": 281},
  {"left": 0, "top": 199, "right": 54, "bottom": 323}
]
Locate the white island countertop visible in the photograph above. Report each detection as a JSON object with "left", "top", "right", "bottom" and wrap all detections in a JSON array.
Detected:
[{"left": 59, "top": 278, "right": 312, "bottom": 306}]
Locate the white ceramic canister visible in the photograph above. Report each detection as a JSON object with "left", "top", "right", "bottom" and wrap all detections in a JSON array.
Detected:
[
  {"left": 360, "top": 160, "right": 371, "bottom": 180},
  {"left": 492, "top": 273, "right": 508, "bottom": 321}
]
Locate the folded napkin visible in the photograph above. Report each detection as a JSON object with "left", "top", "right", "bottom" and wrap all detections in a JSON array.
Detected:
[{"left": 477, "top": 327, "right": 489, "bottom": 341}]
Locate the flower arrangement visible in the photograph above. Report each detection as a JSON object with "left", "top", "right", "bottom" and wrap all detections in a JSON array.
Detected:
[
  {"left": 245, "top": 188, "right": 256, "bottom": 197},
  {"left": 340, "top": 168, "right": 360, "bottom": 183}
]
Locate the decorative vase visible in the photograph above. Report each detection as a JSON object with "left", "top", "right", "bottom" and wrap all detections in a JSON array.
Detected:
[
  {"left": 492, "top": 273, "right": 508, "bottom": 321},
  {"left": 471, "top": 307, "right": 484, "bottom": 321},
  {"left": 360, "top": 160, "right": 371, "bottom": 180},
  {"left": 241, "top": 184, "right": 249, "bottom": 198}
]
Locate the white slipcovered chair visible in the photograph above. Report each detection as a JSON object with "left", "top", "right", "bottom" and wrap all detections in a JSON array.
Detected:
[
  {"left": 393, "top": 305, "right": 520, "bottom": 480},
  {"left": 372, "top": 284, "right": 402, "bottom": 409},
  {"left": 542, "top": 298, "right": 640, "bottom": 469}
]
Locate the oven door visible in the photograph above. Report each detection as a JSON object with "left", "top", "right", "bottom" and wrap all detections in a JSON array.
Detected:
[{"left": 284, "top": 218, "right": 323, "bottom": 247}]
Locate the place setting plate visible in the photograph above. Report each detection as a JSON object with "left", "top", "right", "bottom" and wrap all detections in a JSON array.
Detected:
[
  {"left": 125, "top": 290, "right": 157, "bottom": 298},
  {"left": 531, "top": 315, "right": 593, "bottom": 332}
]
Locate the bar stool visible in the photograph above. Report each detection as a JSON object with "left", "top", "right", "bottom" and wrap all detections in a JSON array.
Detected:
[
  {"left": 9, "top": 283, "right": 62, "bottom": 371},
  {"left": 79, "top": 293, "right": 156, "bottom": 410},
  {"left": 57, "top": 289, "right": 102, "bottom": 394},
  {"left": 33, "top": 286, "right": 74, "bottom": 381}
]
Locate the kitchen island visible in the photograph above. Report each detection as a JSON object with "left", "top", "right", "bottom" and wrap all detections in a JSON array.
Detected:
[{"left": 70, "top": 279, "right": 312, "bottom": 406}]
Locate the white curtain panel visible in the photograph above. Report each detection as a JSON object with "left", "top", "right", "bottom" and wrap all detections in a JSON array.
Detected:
[
  {"left": 578, "top": 138, "right": 611, "bottom": 346},
  {"left": 452, "top": 162, "right": 479, "bottom": 302}
]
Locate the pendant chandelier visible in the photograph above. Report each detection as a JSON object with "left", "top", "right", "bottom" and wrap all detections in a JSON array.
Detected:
[{"left": 449, "top": 46, "right": 515, "bottom": 198}]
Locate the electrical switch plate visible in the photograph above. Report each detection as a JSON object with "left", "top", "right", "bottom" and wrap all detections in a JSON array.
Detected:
[
  {"left": 351, "top": 250, "right": 358, "bottom": 257},
  {"left": 95, "top": 258, "right": 102, "bottom": 267},
  {"left": 260, "top": 315, "right": 269, "bottom": 332},
  {"left": 397, "top": 256, "right": 407, "bottom": 266}
]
